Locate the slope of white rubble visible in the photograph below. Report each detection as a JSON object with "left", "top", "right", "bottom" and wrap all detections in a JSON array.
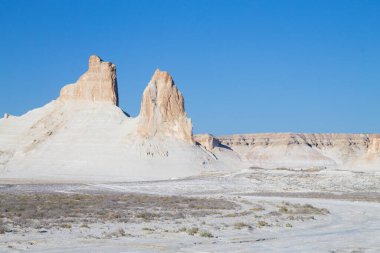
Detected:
[{"left": 0, "top": 101, "right": 231, "bottom": 182}]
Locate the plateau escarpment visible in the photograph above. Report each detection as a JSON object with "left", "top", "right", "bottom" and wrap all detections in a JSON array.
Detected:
[{"left": 208, "top": 133, "right": 380, "bottom": 171}]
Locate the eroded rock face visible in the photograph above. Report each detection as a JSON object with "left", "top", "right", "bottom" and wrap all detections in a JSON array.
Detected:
[
  {"left": 194, "top": 134, "right": 220, "bottom": 151},
  {"left": 59, "top": 55, "right": 119, "bottom": 105},
  {"left": 138, "top": 69, "right": 193, "bottom": 143},
  {"left": 369, "top": 137, "right": 380, "bottom": 154},
  {"left": 216, "top": 133, "right": 380, "bottom": 169}
]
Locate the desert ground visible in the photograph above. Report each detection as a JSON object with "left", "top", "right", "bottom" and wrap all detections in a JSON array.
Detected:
[{"left": 1, "top": 168, "right": 379, "bottom": 253}]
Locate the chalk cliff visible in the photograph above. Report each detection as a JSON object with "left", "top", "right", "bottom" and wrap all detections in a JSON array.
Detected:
[
  {"left": 212, "top": 133, "right": 380, "bottom": 171},
  {"left": 59, "top": 55, "right": 119, "bottom": 105},
  {"left": 137, "top": 69, "right": 193, "bottom": 143}
]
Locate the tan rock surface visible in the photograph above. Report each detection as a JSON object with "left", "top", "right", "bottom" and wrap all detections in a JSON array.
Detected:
[
  {"left": 369, "top": 137, "right": 380, "bottom": 154},
  {"left": 59, "top": 55, "right": 119, "bottom": 105},
  {"left": 194, "top": 134, "right": 220, "bottom": 151},
  {"left": 138, "top": 69, "right": 193, "bottom": 143}
]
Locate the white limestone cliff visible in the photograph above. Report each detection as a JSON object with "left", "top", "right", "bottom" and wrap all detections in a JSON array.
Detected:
[{"left": 215, "top": 133, "right": 380, "bottom": 171}]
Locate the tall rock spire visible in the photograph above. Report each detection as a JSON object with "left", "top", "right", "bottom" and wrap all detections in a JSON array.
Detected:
[
  {"left": 58, "top": 55, "right": 119, "bottom": 105},
  {"left": 138, "top": 69, "right": 193, "bottom": 143}
]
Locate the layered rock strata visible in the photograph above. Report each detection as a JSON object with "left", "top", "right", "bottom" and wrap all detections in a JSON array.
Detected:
[
  {"left": 215, "top": 133, "right": 380, "bottom": 170},
  {"left": 59, "top": 55, "right": 119, "bottom": 105}
]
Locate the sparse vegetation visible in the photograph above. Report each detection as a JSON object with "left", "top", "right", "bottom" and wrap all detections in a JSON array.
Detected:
[
  {"left": 223, "top": 211, "right": 251, "bottom": 218},
  {"left": 60, "top": 223, "right": 72, "bottom": 229},
  {"left": 0, "top": 193, "right": 236, "bottom": 232},
  {"left": 257, "top": 220, "right": 269, "bottom": 227},
  {"left": 186, "top": 227, "right": 199, "bottom": 236},
  {"left": 251, "top": 206, "right": 265, "bottom": 212},
  {"left": 80, "top": 223, "right": 90, "bottom": 228},
  {"left": 178, "top": 227, "right": 187, "bottom": 232},
  {"left": 279, "top": 206, "right": 289, "bottom": 213},
  {"left": 277, "top": 202, "right": 329, "bottom": 215},
  {"left": 0, "top": 224, "right": 6, "bottom": 234},
  {"left": 136, "top": 212, "right": 159, "bottom": 221},
  {"left": 234, "top": 222, "right": 252, "bottom": 230},
  {"left": 117, "top": 228, "right": 126, "bottom": 236},
  {"left": 199, "top": 230, "right": 213, "bottom": 238},
  {"left": 106, "top": 227, "right": 126, "bottom": 238},
  {"left": 0, "top": 190, "right": 331, "bottom": 253}
]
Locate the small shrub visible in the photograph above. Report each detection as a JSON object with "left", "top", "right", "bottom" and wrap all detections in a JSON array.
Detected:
[
  {"left": 187, "top": 227, "right": 199, "bottom": 236},
  {"left": 60, "top": 224, "right": 72, "bottom": 229},
  {"left": 223, "top": 213, "right": 239, "bottom": 218},
  {"left": 285, "top": 223, "right": 293, "bottom": 228},
  {"left": 251, "top": 206, "right": 265, "bottom": 212},
  {"left": 257, "top": 220, "right": 269, "bottom": 227},
  {"left": 80, "top": 223, "right": 90, "bottom": 228},
  {"left": 136, "top": 212, "right": 159, "bottom": 221},
  {"left": 199, "top": 230, "right": 213, "bottom": 238},
  {"left": 223, "top": 211, "right": 251, "bottom": 218},
  {"left": 178, "top": 227, "right": 187, "bottom": 232},
  {"left": 234, "top": 222, "right": 251, "bottom": 230},
  {"left": 106, "top": 228, "right": 126, "bottom": 238},
  {"left": 118, "top": 228, "right": 126, "bottom": 236}
]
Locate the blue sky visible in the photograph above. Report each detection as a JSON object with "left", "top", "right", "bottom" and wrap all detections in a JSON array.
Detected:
[{"left": 0, "top": 0, "right": 379, "bottom": 135}]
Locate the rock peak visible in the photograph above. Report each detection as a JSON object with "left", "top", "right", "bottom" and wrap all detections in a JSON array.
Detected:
[
  {"left": 151, "top": 69, "right": 173, "bottom": 85},
  {"left": 88, "top": 55, "right": 102, "bottom": 67},
  {"left": 58, "top": 55, "right": 119, "bottom": 105},
  {"left": 137, "top": 70, "right": 193, "bottom": 143}
]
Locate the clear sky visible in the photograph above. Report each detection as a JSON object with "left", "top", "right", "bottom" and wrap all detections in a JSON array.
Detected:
[{"left": 0, "top": 0, "right": 379, "bottom": 135}]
